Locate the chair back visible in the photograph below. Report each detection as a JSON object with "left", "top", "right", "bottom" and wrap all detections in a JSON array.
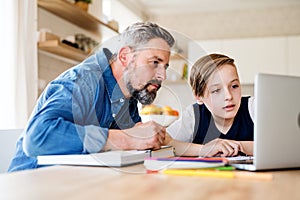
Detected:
[{"left": 0, "top": 129, "right": 22, "bottom": 173}]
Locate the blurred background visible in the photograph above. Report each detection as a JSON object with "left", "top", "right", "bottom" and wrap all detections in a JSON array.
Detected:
[{"left": 1, "top": 0, "right": 300, "bottom": 128}]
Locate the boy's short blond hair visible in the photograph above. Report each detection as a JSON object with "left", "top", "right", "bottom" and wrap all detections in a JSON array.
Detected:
[{"left": 189, "top": 53, "right": 236, "bottom": 97}]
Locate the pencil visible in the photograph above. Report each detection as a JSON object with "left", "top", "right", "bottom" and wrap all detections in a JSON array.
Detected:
[
  {"left": 162, "top": 169, "right": 272, "bottom": 181},
  {"left": 162, "top": 169, "right": 235, "bottom": 178}
]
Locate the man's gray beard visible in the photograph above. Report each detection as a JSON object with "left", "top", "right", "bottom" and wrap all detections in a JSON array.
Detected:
[
  {"left": 126, "top": 82, "right": 157, "bottom": 105},
  {"left": 123, "top": 59, "right": 160, "bottom": 105}
]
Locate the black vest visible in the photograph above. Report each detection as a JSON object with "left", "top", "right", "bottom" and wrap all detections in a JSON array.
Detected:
[{"left": 192, "top": 96, "right": 254, "bottom": 144}]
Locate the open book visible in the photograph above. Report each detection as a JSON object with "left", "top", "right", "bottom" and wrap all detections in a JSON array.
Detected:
[{"left": 37, "top": 146, "right": 175, "bottom": 167}]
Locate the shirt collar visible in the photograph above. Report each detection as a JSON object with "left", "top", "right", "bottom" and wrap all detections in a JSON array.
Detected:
[{"left": 96, "top": 48, "right": 125, "bottom": 103}]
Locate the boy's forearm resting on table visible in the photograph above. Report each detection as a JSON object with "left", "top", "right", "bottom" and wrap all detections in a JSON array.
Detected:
[
  {"left": 164, "top": 134, "right": 254, "bottom": 157},
  {"left": 164, "top": 134, "right": 202, "bottom": 156},
  {"left": 240, "top": 141, "right": 254, "bottom": 156}
]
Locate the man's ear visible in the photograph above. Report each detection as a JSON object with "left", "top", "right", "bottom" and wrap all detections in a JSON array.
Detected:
[
  {"left": 118, "top": 46, "right": 132, "bottom": 67},
  {"left": 195, "top": 95, "right": 204, "bottom": 105}
]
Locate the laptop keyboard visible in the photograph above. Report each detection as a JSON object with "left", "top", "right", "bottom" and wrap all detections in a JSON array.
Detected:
[
  {"left": 227, "top": 156, "right": 254, "bottom": 164},
  {"left": 227, "top": 156, "right": 254, "bottom": 161}
]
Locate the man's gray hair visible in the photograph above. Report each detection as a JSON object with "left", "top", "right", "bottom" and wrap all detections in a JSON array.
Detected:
[
  {"left": 98, "top": 22, "right": 175, "bottom": 62},
  {"left": 120, "top": 22, "right": 175, "bottom": 49}
]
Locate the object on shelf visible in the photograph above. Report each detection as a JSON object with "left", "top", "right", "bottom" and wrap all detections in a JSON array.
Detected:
[
  {"left": 171, "top": 53, "right": 184, "bottom": 60},
  {"left": 38, "top": 32, "right": 89, "bottom": 62},
  {"left": 38, "top": 31, "right": 60, "bottom": 42},
  {"left": 74, "top": 0, "right": 92, "bottom": 11},
  {"left": 108, "top": 20, "right": 119, "bottom": 32},
  {"left": 38, "top": 42, "right": 89, "bottom": 61},
  {"left": 167, "top": 55, "right": 187, "bottom": 82},
  {"left": 181, "top": 63, "right": 188, "bottom": 80},
  {"left": 61, "top": 39, "right": 79, "bottom": 49},
  {"left": 75, "top": 33, "right": 99, "bottom": 53},
  {"left": 38, "top": 0, "right": 119, "bottom": 34},
  {"left": 37, "top": 31, "right": 97, "bottom": 61}
]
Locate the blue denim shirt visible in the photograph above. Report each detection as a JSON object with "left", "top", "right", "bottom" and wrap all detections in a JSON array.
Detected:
[{"left": 8, "top": 49, "right": 141, "bottom": 172}]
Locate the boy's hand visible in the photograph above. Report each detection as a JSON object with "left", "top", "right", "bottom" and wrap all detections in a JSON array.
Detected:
[{"left": 199, "top": 138, "right": 244, "bottom": 157}]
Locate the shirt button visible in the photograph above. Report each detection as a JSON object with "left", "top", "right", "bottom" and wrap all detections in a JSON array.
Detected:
[
  {"left": 112, "top": 114, "right": 116, "bottom": 118},
  {"left": 120, "top": 98, "right": 124, "bottom": 103}
]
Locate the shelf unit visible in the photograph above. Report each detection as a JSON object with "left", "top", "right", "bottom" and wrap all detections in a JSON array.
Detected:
[
  {"left": 37, "top": 0, "right": 120, "bottom": 95},
  {"left": 163, "top": 79, "right": 188, "bottom": 85},
  {"left": 37, "top": 0, "right": 119, "bottom": 62},
  {"left": 38, "top": 0, "right": 118, "bottom": 36},
  {"left": 165, "top": 53, "right": 188, "bottom": 84},
  {"left": 38, "top": 40, "right": 89, "bottom": 62},
  {"left": 170, "top": 53, "right": 186, "bottom": 60}
]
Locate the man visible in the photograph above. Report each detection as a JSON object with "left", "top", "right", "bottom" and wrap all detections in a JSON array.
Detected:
[{"left": 8, "top": 22, "right": 175, "bottom": 171}]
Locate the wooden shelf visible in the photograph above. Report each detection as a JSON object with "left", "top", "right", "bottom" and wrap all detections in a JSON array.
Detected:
[
  {"left": 171, "top": 53, "right": 185, "bottom": 60},
  {"left": 38, "top": 40, "right": 89, "bottom": 62},
  {"left": 38, "top": 0, "right": 119, "bottom": 37},
  {"left": 164, "top": 79, "right": 188, "bottom": 85}
]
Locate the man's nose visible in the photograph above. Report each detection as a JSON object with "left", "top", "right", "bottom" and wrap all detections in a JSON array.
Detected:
[{"left": 156, "top": 65, "right": 166, "bottom": 81}]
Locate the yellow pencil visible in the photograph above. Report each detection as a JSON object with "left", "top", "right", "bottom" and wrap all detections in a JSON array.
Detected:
[{"left": 162, "top": 169, "right": 272, "bottom": 181}]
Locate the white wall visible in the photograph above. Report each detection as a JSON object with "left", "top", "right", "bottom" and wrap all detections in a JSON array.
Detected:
[
  {"left": 110, "top": 0, "right": 143, "bottom": 31},
  {"left": 146, "top": 4, "right": 300, "bottom": 110},
  {"left": 287, "top": 36, "right": 300, "bottom": 75},
  {"left": 151, "top": 5, "right": 300, "bottom": 41},
  {"left": 189, "top": 35, "right": 300, "bottom": 84},
  {"left": 153, "top": 82, "right": 195, "bottom": 114}
]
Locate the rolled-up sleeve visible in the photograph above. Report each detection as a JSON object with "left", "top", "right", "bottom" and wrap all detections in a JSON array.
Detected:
[{"left": 24, "top": 69, "right": 109, "bottom": 156}]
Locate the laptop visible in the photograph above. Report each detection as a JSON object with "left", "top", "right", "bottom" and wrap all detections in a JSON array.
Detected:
[{"left": 231, "top": 73, "right": 300, "bottom": 171}]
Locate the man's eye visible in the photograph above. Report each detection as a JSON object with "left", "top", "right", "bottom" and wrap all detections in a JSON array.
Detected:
[
  {"left": 149, "top": 60, "right": 159, "bottom": 68},
  {"left": 153, "top": 60, "right": 159, "bottom": 65},
  {"left": 150, "top": 60, "right": 168, "bottom": 69},
  {"left": 232, "top": 84, "right": 239, "bottom": 89}
]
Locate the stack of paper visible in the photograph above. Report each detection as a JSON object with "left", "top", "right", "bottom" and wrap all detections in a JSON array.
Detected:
[
  {"left": 147, "top": 146, "right": 175, "bottom": 158},
  {"left": 144, "top": 157, "right": 226, "bottom": 171}
]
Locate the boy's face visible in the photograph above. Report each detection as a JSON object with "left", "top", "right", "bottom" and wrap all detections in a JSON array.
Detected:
[
  {"left": 124, "top": 38, "right": 170, "bottom": 104},
  {"left": 198, "top": 64, "right": 242, "bottom": 121}
]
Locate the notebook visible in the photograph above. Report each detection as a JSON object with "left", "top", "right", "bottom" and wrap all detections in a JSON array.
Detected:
[
  {"left": 37, "top": 150, "right": 149, "bottom": 167},
  {"left": 231, "top": 73, "right": 300, "bottom": 171},
  {"left": 37, "top": 146, "right": 175, "bottom": 167}
]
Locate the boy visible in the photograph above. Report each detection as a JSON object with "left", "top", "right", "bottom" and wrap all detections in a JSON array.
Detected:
[{"left": 166, "top": 54, "right": 254, "bottom": 157}]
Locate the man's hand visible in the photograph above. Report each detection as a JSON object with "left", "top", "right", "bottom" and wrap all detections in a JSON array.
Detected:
[
  {"left": 199, "top": 138, "right": 244, "bottom": 157},
  {"left": 125, "top": 121, "right": 166, "bottom": 150},
  {"left": 104, "top": 121, "right": 166, "bottom": 151}
]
